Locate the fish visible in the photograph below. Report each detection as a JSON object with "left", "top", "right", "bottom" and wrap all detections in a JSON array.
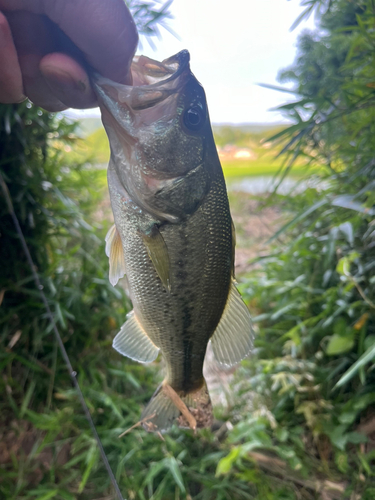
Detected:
[{"left": 93, "top": 50, "right": 253, "bottom": 432}]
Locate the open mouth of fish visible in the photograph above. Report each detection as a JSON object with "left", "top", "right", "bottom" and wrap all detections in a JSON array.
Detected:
[
  {"left": 92, "top": 50, "right": 192, "bottom": 142},
  {"left": 92, "top": 50, "right": 209, "bottom": 222}
]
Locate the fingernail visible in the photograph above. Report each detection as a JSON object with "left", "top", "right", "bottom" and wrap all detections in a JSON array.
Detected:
[{"left": 42, "top": 66, "right": 87, "bottom": 93}]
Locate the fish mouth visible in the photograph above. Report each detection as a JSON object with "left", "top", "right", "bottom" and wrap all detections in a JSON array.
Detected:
[
  {"left": 92, "top": 51, "right": 204, "bottom": 222},
  {"left": 92, "top": 50, "right": 192, "bottom": 134},
  {"left": 131, "top": 50, "right": 190, "bottom": 91}
]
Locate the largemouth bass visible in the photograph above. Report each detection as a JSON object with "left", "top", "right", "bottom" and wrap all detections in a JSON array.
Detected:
[{"left": 94, "top": 50, "right": 253, "bottom": 432}]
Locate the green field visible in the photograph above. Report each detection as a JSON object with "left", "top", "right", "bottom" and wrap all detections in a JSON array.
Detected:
[
  {"left": 222, "top": 161, "right": 308, "bottom": 178},
  {"left": 73, "top": 121, "right": 311, "bottom": 178}
]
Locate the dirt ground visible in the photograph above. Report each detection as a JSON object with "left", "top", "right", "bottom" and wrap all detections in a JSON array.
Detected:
[
  {"left": 206, "top": 189, "right": 283, "bottom": 406},
  {"left": 228, "top": 190, "right": 282, "bottom": 276}
]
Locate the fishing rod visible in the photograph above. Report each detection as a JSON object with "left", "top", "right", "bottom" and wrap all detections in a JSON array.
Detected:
[{"left": 0, "top": 172, "right": 125, "bottom": 500}]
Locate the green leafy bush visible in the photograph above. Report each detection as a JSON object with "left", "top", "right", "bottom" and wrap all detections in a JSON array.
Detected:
[
  {"left": 2, "top": 1, "right": 375, "bottom": 499},
  {"left": 216, "top": 1, "right": 375, "bottom": 496}
]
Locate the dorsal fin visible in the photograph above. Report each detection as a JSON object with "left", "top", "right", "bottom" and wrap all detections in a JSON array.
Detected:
[
  {"left": 113, "top": 311, "right": 159, "bottom": 363},
  {"left": 210, "top": 281, "right": 253, "bottom": 366},
  {"left": 105, "top": 224, "right": 126, "bottom": 286}
]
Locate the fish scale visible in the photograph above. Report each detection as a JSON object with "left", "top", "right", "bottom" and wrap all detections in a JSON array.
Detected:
[
  {"left": 110, "top": 173, "right": 231, "bottom": 393},
  {"left": 95, "top": 50, "right": 253, "bottom": 431}
]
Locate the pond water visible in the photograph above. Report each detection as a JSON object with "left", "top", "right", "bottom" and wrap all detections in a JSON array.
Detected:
[{"left": 226, "top": 175, "right": 327, "bottom": 195}]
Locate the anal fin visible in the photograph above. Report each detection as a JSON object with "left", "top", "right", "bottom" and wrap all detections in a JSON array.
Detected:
[
  {"left": 105, "top": 224, "right": 126, "bottom": 286},
  {"left": 113, "top": 311, "right": 159, "bottom": 363},
  {"left": 210, "top": 281, "right": 253, "bottom": 367}
]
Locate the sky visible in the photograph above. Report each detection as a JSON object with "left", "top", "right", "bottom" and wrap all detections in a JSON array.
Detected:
[{"left": 70, "top": 0, "right": 316, "bottom": 124}]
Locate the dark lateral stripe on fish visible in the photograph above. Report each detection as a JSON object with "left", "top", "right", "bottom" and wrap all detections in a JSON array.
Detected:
[{"left": 181, "top": 301, "right": 193, "bottom": 391}]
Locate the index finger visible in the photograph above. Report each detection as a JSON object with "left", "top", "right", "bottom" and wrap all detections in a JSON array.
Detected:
[{"left": 0, "top": 0, "right": 138, "bottom": 84}]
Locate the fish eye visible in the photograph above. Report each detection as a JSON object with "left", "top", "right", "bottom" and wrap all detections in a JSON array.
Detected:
[{"left": 183, "top": 105, "right": 205, "bottom": 131}]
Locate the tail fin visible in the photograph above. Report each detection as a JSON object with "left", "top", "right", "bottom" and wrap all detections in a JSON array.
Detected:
[{"left": 141, "top": 380, "right": 213, "bottom": 432}]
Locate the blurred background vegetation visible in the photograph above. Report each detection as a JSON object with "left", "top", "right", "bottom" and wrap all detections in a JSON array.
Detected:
[{"left": 1, "top": 0, "right": 375, "bottom": 499}]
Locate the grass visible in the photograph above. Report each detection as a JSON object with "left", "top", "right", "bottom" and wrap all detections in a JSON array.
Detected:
[
  {"left": 2, "top": 111, "right": 355, "bottom": 500},
  {"left": 0, "top": 122, "right": 324, "bottom": 500},
  {"left": 221, "top": 161, "right": 311, "bottom": 178},
  {"left": 73, "top": 124, "right": 315, "bottom": 180}
]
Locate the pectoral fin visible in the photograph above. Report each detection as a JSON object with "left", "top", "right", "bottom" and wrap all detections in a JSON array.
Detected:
[
  {"left": 210, "top": 281, "right": 253, "bottom": 367},
  {"left": 113, "top": 311, "right": 159, "bottom": 363},
  {"left": 140, "top": 225, "right": 171, "bottom": 292},
  {"left": 105, "top": 224, "right": 126, "bottom": 286}
]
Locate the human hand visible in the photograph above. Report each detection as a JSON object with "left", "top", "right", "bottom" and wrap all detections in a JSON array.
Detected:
[{"left": 0, "top": 0, "right": 138, "bottom": 111}]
